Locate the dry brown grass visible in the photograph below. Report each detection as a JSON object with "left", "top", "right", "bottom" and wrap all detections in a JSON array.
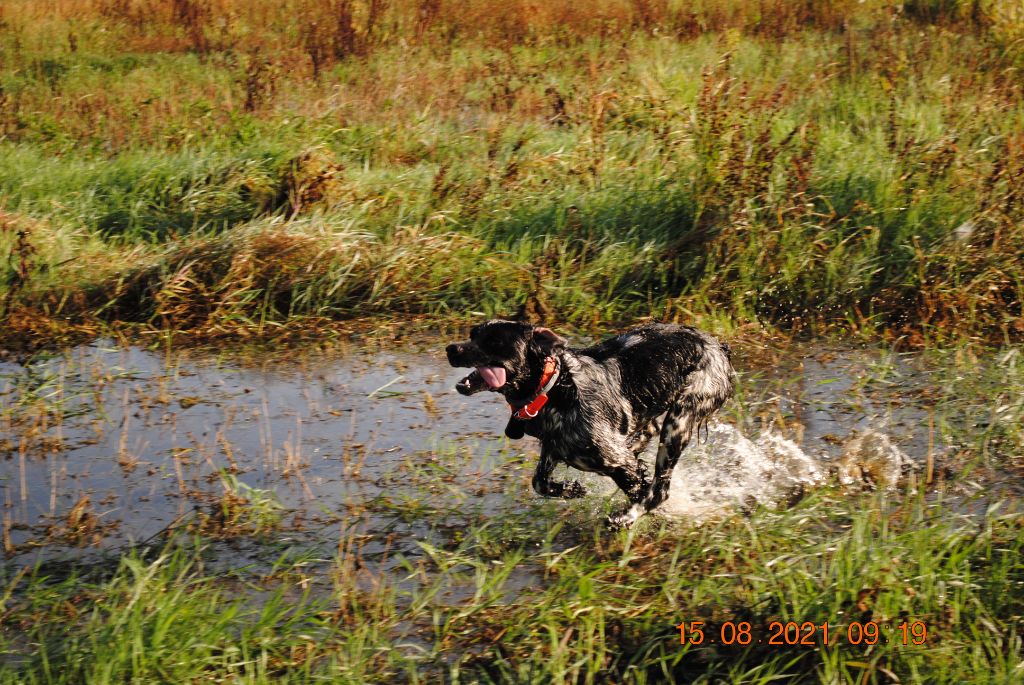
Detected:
[
  {"left": 4, "top": 0, "right": 1010, "bottom": 65},
  {"left": 60, "top": 220, "right": 520, "bottom": 339},
  {"left": 2, "top": 0, "right": 1016, "bottom": 157}
]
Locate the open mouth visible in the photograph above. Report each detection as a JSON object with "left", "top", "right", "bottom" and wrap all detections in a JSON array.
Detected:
[
  {"left": 455, "top": 366, "right": 506, "bottom": 395},
  {"left": 476, "top": 366, "right": 506, "bottom": 389}
]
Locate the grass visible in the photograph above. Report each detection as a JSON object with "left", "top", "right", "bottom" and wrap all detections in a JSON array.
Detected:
[
  {"left": 0, "top": 488, "right": 1019, "bottom": 683},
  {"left": 0, "top": 1, "right": 1022, "bottom": 347}
]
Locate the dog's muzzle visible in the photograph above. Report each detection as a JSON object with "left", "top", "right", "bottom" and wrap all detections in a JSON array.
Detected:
[
  {"left": 447, "top": 342, "right": 505, "bottom": 395},
  {"left": 455, "top": 370, "right": 488, "bottom": 395}
]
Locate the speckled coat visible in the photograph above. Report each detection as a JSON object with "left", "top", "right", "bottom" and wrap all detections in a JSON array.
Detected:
[{"left": 447, "top": 321, "right": 735, "bottom": 528}]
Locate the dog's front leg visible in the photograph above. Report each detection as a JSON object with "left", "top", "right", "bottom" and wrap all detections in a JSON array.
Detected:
[
  {"left": 606, "top": 458, "right": 652, "bottom": 530},
  {"left": 531, "top": 447, "right": 587, "bottom": 499}
]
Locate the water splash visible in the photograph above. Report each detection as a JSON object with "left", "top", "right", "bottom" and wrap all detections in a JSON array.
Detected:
[
  {"left": 573, "top": 423, "right": 827, "bottom": 522},
  {"left": 579, "top": 424, "right": 916, "bottom": 522},
  {"left": 836, "top": 428, "right": 913, "bottom": 490},
  {"left": 655, "top": 423, "right": 825, "bottom": 521}
]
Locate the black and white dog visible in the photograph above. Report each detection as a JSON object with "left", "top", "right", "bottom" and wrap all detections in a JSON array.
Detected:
[{"left": 446, "top": 320, "right": 735, "bottom": 528}]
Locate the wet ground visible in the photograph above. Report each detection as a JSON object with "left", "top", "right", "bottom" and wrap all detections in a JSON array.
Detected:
[{"left": 0, "top": 336, "right": 1010, "bottom": 573}]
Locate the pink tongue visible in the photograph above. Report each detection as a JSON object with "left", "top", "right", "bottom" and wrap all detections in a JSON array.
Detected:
[{"left": 476, "top": 366, "right": 506, "bottom": 389}]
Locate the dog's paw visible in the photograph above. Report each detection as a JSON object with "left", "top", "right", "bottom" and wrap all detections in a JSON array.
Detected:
[
  {"left": 606, "top": 505, "right": 643, "bottom": 530},
  {"left": 562, "top": 480, "right": 587, "bottom": 499}
]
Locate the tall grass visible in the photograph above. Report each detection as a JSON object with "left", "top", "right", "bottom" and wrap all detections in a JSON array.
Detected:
[{"left": 0, "top": 1, "right": 1022, "bottom": 345}]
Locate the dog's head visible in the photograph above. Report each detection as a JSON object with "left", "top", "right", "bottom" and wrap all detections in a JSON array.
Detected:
[{"left": 446, "top": 320, "right": 567, "bottom": 398}]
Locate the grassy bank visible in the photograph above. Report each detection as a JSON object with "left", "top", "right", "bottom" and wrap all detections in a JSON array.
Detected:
[{"left": 0, "top": 1, "right": 1022, "bottom": 347}]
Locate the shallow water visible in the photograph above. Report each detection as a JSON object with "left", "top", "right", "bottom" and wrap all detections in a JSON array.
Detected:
[
  {"left": 0, "top": 337, "right": 984, "bottom": 570},
  {"left": 1, "top": 340, "right": 534, "bottom": 567}
]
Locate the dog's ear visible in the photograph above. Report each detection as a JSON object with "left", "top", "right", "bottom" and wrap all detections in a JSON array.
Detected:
[{"left": 531, "top": 327, "right": 567, "bottom": 354}]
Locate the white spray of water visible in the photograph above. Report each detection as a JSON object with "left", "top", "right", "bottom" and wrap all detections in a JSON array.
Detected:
[
  {"left": 573, "top": 423, "right": 917, "bottom": 523},
  {"left": 576, "top": 423, "right": 826, "bottom": 522},
  {"left": 656, "top": 423, "right": 825, "bottom": 520}
]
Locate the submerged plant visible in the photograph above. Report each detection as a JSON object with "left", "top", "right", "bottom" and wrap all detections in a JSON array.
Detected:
[{"left": 191, "top": 471, "right": 285, "bottom": 537}]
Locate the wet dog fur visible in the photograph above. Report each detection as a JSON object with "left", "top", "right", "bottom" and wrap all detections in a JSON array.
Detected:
[{"left": 446, "top": 320, "right": 735, "bottom": 528}]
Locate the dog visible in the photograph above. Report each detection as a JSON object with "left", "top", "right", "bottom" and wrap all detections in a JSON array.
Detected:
[{"left": 446, "top": 320, "right": 735, "bottom": 528}]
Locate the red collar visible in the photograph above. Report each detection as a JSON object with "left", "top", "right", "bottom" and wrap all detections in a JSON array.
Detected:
[{"left": 510, "top": 356, "right": 560, "bottom": 420}]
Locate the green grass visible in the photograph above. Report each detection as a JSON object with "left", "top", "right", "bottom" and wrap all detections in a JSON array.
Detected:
[
  {"left": 1, "top": 10, "right": 1023, "bottom": 345},
  {"left": 1, "top": 489, "right": 1019, "bottom": 683}
]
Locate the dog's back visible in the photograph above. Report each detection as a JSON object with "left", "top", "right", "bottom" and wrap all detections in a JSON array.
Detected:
[{"left": 576, "top": 323, "right": 734, "bottom": 422}]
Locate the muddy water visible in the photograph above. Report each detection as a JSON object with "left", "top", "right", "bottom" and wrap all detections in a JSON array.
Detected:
[{"left": 0, "top": 338, "right": 964, "bottom": 567}]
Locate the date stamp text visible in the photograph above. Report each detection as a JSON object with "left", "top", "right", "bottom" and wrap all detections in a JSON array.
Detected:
[{"left": 677, "top": 620, "right": 929, "bottom": 647}]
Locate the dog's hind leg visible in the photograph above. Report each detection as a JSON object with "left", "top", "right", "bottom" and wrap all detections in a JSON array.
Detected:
[
  {"left": 532, "top": 447, "right": 587, "bottom": 499},
  {"left": 608, "top": 405, "right": 695, "bottom": 529},
  {"left": 644, "top": 402, "right": 698, "bottom": 512},
  {"left": 610, "top": 382, "right": 734, "bottom": 529},
  {"left": 643, "top": 383, "right": 732, "bottom": 515},
  {"left": 634, "top": 348, "right": 735, "bottom": 522}
]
